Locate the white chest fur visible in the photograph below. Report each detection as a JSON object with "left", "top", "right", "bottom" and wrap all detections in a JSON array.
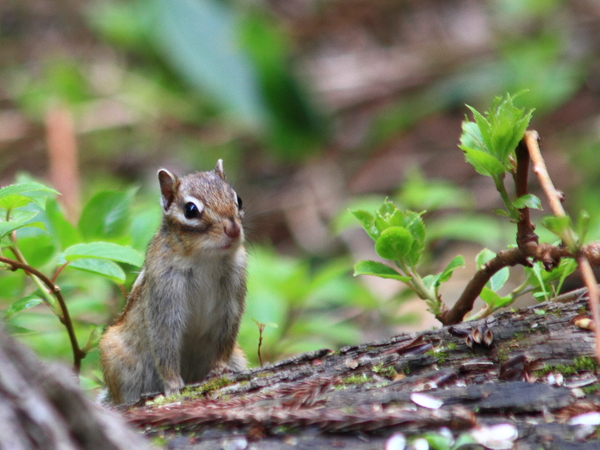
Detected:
[{"left": 169, "top": 247, "right": 247, "bottom": 382}]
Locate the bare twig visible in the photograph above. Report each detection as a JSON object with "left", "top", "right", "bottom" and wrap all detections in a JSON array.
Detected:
[
  {"left": 0, "top": 255, "right": 85, "bottom": 373},
  {"left": 524, "top": 131, "right": 564, "bottom": 217}
]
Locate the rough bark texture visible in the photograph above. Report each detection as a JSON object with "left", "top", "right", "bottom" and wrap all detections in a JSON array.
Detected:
[
  {"left": 0, "top": 328, "right": 149, "bottom": 450},
  {"left": 123, "top": 296, "right": 600, "bottom": 449}
]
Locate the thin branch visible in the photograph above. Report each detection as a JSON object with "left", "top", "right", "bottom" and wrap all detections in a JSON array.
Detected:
[
  {"left": 514, "top": 138, "right": 538, "bottom": 249},
  {"left": 525, "top": 130, "right": 577, "bottom": 250},
  {"left": 0, "top": 255, "right": 85, "bottom": 373},
  {"left": 51, "top": 261, "right": 70, "bottom": 283},
  {"left": 437, "top": 247, "right": 528, "bottom": 325},
  {"left": 524, "top": 131, "right": 565, "bottom": 217}
]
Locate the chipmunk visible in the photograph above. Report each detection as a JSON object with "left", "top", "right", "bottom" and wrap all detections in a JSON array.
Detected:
[{"left": 99, "top": 160, "right": 247, "bottom": 405}]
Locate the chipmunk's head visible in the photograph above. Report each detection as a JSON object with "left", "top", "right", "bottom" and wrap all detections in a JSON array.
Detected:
[{"left": 157, "top": 160, "right": 244, "bottom": 253}]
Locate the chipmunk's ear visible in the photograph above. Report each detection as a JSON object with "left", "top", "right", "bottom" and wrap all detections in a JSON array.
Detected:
[
  {"left": 214, "top": 159, "right": 226, "bottom": 180},
  {"left": 158, "top": 169, "right": 178, "bottom": 211}
]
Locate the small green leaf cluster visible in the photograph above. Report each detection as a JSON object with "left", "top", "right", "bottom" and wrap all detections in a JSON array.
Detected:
[
  {"left": 352, "top": 200, "right": 464, "bottom": 316},
  {"left": 525, "top": 259, "right": 577, "bottom": 302},
  {"left": 460, "top": 93, "right": 536, "bottom": 220},
  {"left": 353, "top": 200, "right": 426, "bottom": 278},
  {"left": 541, "top": 210, "right": 589, "bottom": 253}
]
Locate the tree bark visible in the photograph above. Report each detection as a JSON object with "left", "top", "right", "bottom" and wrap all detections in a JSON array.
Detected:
[
  {"left": 124, "top": 296, "right": 600, "bottom": 449},
  {"left": 0, "top": 328, "right": 149, "bottom": 450}
]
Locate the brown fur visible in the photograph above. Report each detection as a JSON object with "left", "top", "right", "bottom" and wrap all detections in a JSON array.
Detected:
[{"left": 99, "top": 161, "right": 247, "bottom": 405}]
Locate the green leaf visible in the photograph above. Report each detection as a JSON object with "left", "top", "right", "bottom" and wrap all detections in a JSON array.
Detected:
[
  {"left": 4, "top": 322, "right": 36, "bottom": 335},
  {"left": 438, "top": 255, "right": 465, "bottom": 284},
  {"left": 513, "top": 194, "right": 542, "bottom": 210},
  {"left": 541, "top": 215, "right": 572, "bottom": 237},
  {"left": 476, "top": 248, "right": 509, "bottom": 291},
  {"left": 378, "top": 200, "right": 396, "bottom": 217},
  {"left": 375, "top": 226, "right": 413, "bottom": 261},
  {"left": 459, "top": 120, "right": 486, "bottom": 154},
  {"left": 5, "top": 295, "right": 44, "bottom": 319},
  {"left": 45, "top": 199, "right": 81, "bottom": 249},
  {"left": 0, "top": 182, "right": 59, "bottom": 209},
  {"left": 61, "top": 242, "right": 144, "bottom": 267},
  {"left": 402, "top": 211, "right": 426, "bottom": 266},
  {"left": 492, "top": 208, "right": 510, "bottom": 217},
  {"left": 238, "top": 12, "right": 325, "bottom": 160},
  {"left": 485, "top": 93, "right": 533, "bottom": 165},
  {"left": 422, "top": 431, "right": 453, "bottom": 450},
  {"left": 16, "top": 235, "right": 57, "bottom": 268},
  {"left": 479, "top": 287, "right": 512, "bottom": 308},
  {"left": 78, "top": 189, "right": 136, "bottom": 242},
  {"left": 0, "top": 195, "right": 33, "bottom": 210},
  {"left": 489, "top": 267, "right": 509, "bottom": 292},
  {"left": 556, "top": 259, "right": 577, "bottom": 294},
  {"left": 0, "top": 215, "right": 46, "bottom": 239},
  {"left": 577, "top": 210, "right": 590, "bottom": 244},
  {"left": 151, "top": 0, "right": 266, "bottom": 129},
  {"left": 351, "top": 209, "right": 378, "bottom": 240},
  {"left": 354, "top": 260, "right": 411, "bottom": 282},
  {"left": 525, "top": 258, "right": 577, "bottom": 302},
  {"left": 461, "top": 94, "right": 534, "bottom": 172},
  {"left": 460, "top": 147, "right": 505, "bottom": 177},
  {"left": 476, "top": 248, "right": 495, "bottom": 268},
  {"left": 67, "top": 258, "right": 126, "bottom": 283},
  {"left": 422, "top": 274, "right": 440, "bottom": 291}
]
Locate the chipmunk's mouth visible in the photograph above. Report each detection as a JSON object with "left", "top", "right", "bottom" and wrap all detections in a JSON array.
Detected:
[{"left": 220, "top": 236, "right": 242, "bottom": 250}]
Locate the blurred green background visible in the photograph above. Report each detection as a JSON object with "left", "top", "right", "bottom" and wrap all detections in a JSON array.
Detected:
[{"left": 1, "top": 0, "right": 600, "bottom": 389}]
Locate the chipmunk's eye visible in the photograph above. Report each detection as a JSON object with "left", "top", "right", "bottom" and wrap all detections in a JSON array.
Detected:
[
  {"left": 236, "top": 195, "right": 243, "bottom": 210},
  {"left": 184, "top": 202, "right": 202, "bottom": 219}
]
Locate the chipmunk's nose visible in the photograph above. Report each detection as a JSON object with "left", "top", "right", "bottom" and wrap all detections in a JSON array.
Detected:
[{"left": 224, "top": 219, "right": 241, "bottom": 239}]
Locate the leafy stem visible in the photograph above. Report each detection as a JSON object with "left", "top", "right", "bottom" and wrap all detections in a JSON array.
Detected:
[
  {"left": 493, "top": 175, "right": 519, "bottom": 221},
  {"left": 0, "top": 254, "right": 85, "bottom": 373},
  {"left": 406, "top": 270, "right": 441, "bottom": 315}
]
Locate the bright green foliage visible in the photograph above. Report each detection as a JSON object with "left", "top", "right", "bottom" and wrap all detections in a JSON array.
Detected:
[
  {"left": 422, "top": 255, "right": 466, "bottom": 297},
  {"left": 61, "top": 242, "right": 143, "bottom": 266},
  {"left": 0, "top": 179, "right": 144, "bottom": 381},
  {"left": 240, "top": 247, "right": 380, "bottom": 364},
  {"left": 474, "top": 249, "right": 512, "bottom": 310},
  {"left": 4, "top": 295, "right": 43, "bottom": 320},
  {"left": 461, "top": 93, "right": 534, "bottom": 173},
  {"left": 354, "top": 93, "right": 589, "bottom": 321},
  {"left": 513, "top": 193, "right": 542, "bottom": 210},
  {"left": 352, "top": 200, "right": 464, "bottom": 315},
  {"left": 353, "top": 260, "right": 411, "bottom": 282},
  {"left": 525, "top": 259, "right": 577, "bottom": 302},
  {"left": 459, "top": 93, "right": 534, "bottom": 220},
  {"left": 78, "top": 189, "right": 137, "bottom": 243},
  {"left": 375, "top": 227, "right": 412, "bottom": 260}
]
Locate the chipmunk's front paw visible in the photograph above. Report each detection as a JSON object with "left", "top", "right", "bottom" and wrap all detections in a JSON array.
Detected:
[{"left": 164, "top": 376, "right": 185, "bottom": 396}]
